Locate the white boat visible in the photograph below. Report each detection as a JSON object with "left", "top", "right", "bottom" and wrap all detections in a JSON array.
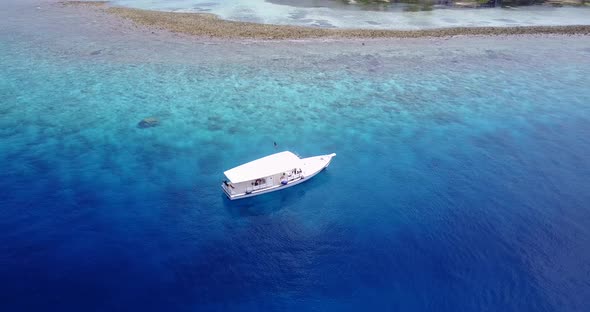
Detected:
[{"left": 221, "top": 151, "right": 336, "bottom": 200}]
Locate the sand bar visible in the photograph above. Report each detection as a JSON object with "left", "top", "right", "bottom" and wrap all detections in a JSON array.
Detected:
[{"left": 62, "top": 1, "right": 590, "bottom": 40}]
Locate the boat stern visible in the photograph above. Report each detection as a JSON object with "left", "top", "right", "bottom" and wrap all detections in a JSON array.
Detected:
[{"left": 221, "top": 183, "right": 234, "bottom": 199}]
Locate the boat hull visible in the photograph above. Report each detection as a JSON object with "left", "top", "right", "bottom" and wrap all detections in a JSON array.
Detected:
[{"left": 222, "top": 153, "right": 335, "bottom": 200}]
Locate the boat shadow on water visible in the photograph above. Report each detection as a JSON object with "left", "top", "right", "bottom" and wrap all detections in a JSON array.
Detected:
[{"left": 221, "top": 171, "right": 332, "bottom": 217}]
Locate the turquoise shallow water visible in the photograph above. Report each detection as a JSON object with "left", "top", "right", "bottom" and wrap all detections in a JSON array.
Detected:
[{"left": 2, "top": 1, "right": 590, "bottom": 311}]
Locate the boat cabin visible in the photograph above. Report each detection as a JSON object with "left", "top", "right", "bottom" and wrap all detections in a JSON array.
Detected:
[{"left": 222, "top": 151, "right": 305, "bottom": 197}]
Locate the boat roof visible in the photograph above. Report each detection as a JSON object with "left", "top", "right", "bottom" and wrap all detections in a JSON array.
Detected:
[{"left": 224, "top": 151, "right": 301, "bottom": 183}]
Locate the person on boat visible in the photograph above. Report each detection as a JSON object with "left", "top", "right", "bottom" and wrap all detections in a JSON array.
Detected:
[{"left": 224, "top": 180, "right": 234, "bottom": 189}]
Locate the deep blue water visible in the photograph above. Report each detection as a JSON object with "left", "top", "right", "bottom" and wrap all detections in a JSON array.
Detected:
[{"left": 2, "top": 2, "right": 590, "bottom": 311}]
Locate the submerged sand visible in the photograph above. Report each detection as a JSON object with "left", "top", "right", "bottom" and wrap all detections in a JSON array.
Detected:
[{"left": 61, "top": 1, "right": 590, "bottom": 40}]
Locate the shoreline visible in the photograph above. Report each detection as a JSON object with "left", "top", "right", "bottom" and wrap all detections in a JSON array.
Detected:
[{"left": 61, "top": 1, "right": 590, "bottom": 40}]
